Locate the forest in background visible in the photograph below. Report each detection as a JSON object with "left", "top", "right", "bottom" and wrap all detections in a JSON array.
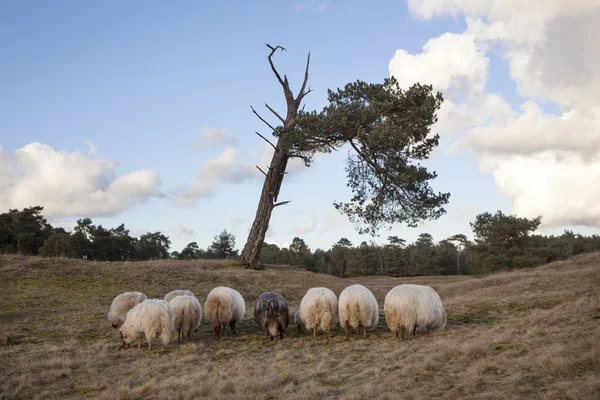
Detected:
[{"left": 1, "top": 206, "right": 599, "bottom": 277}]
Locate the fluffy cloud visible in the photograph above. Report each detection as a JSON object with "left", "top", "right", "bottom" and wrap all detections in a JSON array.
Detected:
[
  {"left": 389, "top": 32, "right": 488, "bottom": 99},
  {"left": 0, "top": 142, "right": 161, "bottom": 218},
  {"left": 171, "top": 224, "right": 195, "bottom": 238},
  {"left": 478, "top": 152, "right": 600, "bottom": 227},
  {"left": 195, "top": 127, "right": 237, "bottom": 147},
  {"left": 171, "top": 146, "right": 257, "bottom": 206},
  {"left": 173, "top": 139, "right": 312, "bottom": 206},
  {"left": 389, "top": 32, "right": 498, "bottom": 137},
  {"left": 398, "top": 0, "right": 600, "bottom": 229}
]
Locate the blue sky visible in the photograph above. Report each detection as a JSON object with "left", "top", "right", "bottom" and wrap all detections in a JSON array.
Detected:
[{"left": 2, "top": 0, "right": 598, "bottom": 253}]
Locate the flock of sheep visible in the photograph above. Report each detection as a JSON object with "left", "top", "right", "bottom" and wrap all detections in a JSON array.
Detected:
[{"left": 107, "top": 283, "right": 448, "bottom": 351}]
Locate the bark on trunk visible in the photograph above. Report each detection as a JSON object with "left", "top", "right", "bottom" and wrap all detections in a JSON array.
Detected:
[
  {"left": 239, "top": 44, "right": 311, "bottom": 269},
  {"left": 240, "top": 140, "right": 289, "bottom": 268}
]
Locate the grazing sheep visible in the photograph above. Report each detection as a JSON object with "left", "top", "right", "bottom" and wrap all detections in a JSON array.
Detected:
[
  {"left": 298, "top": 287, "right": 338, "bottom": 338},
  {"left": 204, "top": 286, "right": 246, "bottom": 339},
  {"left": 338, "top": 284, "right": 379, "bottom": 339},
  {"left": 119, "top": 299, "right": 174, "bottom": 351},
  {"left": 384, "top": 284, "right": 447, "bottom": 341},
  {"left": 164, "top": 289, "right": 194, "bottom": 302},
  {"left": 169, "top": 295, "right": 203, "bottom": 343},
  {"left": 254, "top": 292, "right": 289, "bottom": 340},
  {"left": 107, "top": 291, "right": 147, "bottom": 328},
  {"left": 294, "top": 310, "right": 304, "bottom": 332}
]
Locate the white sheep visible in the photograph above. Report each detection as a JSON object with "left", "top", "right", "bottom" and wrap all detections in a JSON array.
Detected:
[
  {"left": 204, "top": 286, "right": 246, "bottom": 339},
  {"left": 119, "top": 299, "right": 174, "bottom": 351},
  {"left": 338, "top": 284, "right": 379, "bottom": 339},
  {"left": 294, "top": 310, "right": 304, "bottom": 332},
  {"left": 298, "top": 287, "right": 338, "bottom": 338},
  {"left": 107, "top": 291, "right": 147, "bottom": 328},
  {"left": 164, "top": 289, "right": 194, "bottom": 302},
  {"left": 383, "top": 284, "right": 447, "bottom": 341},
  {"left": 169, "top": 295, "right": 202, "bottom": 343}
]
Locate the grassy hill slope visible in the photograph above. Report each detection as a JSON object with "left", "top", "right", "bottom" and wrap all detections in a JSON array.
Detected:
[{"left": 1, "top": 254, "right": 599, "bottom": 399}]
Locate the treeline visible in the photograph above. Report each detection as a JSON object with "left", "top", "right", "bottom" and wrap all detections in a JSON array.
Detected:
[
  {"left": 2, "top": 206, "right": 599, "bottom": 275},
  {"left": 259, "top": 211, "right": 600, "bottom": 277},
  {"left": 0, "top": 206, "right": 237, "bottom": 261}
]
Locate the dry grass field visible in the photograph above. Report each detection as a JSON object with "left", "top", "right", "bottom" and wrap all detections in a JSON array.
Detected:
[{"left": 1, "top": 253, "right": 599, "bottom": 399}]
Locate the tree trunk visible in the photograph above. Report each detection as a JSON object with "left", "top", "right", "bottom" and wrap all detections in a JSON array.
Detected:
[
  {"left": 239, "top": 44, "right": 312, "bottom": 269},
  {"left": 240, "top": 140, "right": 289, "bottom": 268}
]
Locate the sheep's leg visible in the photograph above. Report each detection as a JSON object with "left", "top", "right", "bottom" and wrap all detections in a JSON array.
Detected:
[
  {"left": 148, "top": 337, "right": 152, "bottom": 351},
  {"left": 178, "top": 327, "right": 181, "bottom": 343},
  {"left": 161, "top": 344, "right": 165, "bottom": 352},
  {"left": 362, "top": 326, "right": 367, "bottom": 340},
  {"left": 297, "top": 323, "right": 301, "bottom": 333},
  {"left": 412, "top": 325, "right": 417, "bottom": 336},
  {"left": 394, "top": 329, "right": 399, "bottom": 339},
  {"left": 313, "top": 327, "right": 317, "bottom": 339},
  {"left": 137, "top": 339, "right": 142, "bottom": 351},
  {"left": 230, "top": 320, "right": 237, "bottom": 336},
  {"left": 187, "top": 329, "right": 191, "bottom": 341},
  {"left": 344, "top": 322, "right": 349, "bottom": 340},
  {"left": 400, "top": 326, "right": 405, "bottom": 341}
]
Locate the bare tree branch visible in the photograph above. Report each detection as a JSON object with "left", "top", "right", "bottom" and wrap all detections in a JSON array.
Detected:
[
  {"left": 251, "top": 105, "right": 276, "bottom": 132},
  {"left": 296, "top": 52, "right": 311, "bottom": 104},
  {"left": 256, "top": 165, "right": 267, "bottom": 176},
  {"left": 265, "top": 44, "right": 287, "bottom": 88},
  {"left": 254, "top": 131, "right": 277, "bottom": 151},
  {"left": 273, "top": 200, "right": 291, "bottom": 207},
  {"left": 264, "top": 103, "right": 285, "bottom": 123}
]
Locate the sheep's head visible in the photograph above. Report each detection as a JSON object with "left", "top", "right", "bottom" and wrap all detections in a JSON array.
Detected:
[{"left": 120, "top": 331, "right": 131, "bottom": 348}]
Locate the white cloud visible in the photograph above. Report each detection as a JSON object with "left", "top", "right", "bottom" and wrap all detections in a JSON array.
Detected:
[
  {"left": 453, "top": 102, "right": 600, "bottom": 156},
  {"left": 84, "top": 140, "right": 97, "bottom": 156},
  {"left": 172, "top": 145, "right": 257, "bottom": 206},
  {"left": 174, "top": 140, "right": 312, "bottom": 207},
  {"left": 397, "top": 0, "right": 600, "bottom": 229},
  {"left": 478, "top": 152, "right": 600, "bottom": 228},
  {"left": 0, "top": 142, "right": 161, "bottom": 218},
  {"left": 389, "top": 32, "right": 489, "bottom": 99},
  {"left": 171, "top": 224, "right": 195, "bottom": 238},
  {"left": 195, "top": 127, "right": 237, "bottom": 147}
]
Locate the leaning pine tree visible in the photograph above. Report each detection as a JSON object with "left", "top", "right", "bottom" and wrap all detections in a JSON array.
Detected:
[{"left": 240, "top": 43, "right": 450, "bottom": 269}]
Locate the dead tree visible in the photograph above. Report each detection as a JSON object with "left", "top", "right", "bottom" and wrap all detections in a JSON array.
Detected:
[{"left": 240, "top": 44, "right": 312, "bottom": 269}]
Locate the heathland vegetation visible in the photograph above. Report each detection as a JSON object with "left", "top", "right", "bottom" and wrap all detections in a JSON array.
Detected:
[{"left": 1, "top": 252, "right": 599, "bottom": 399}]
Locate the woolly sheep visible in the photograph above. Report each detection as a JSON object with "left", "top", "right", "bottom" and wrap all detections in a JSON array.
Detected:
[
  {"left": 204, "top": 286, "right": 246, "bottom": 339},
  {"left": 107, "top": 291, "right": 147, "bottom": 328},
  {"left": 338, "top": 284, "right": 379, "bottom": 339},
  {"left": 298, "top": 287, "right": 338, "bottom": 338},
  {"left": 164, "top": 289, "right": 194, "bottom": 302},
  {"left": 294, "top": 310, "right": 304, "bottom": 332},
  {"left": 254, "top": 292, "right": 289, "bottom": 340},
  {"left": 119, "top": 299, "right": 174, "bottom": 351},
  {"left": 169, "top": 295, "right": 203, "bottom": 343},
  {"left": 384, "top": 284, "right": 447, "bottom": 341}
]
